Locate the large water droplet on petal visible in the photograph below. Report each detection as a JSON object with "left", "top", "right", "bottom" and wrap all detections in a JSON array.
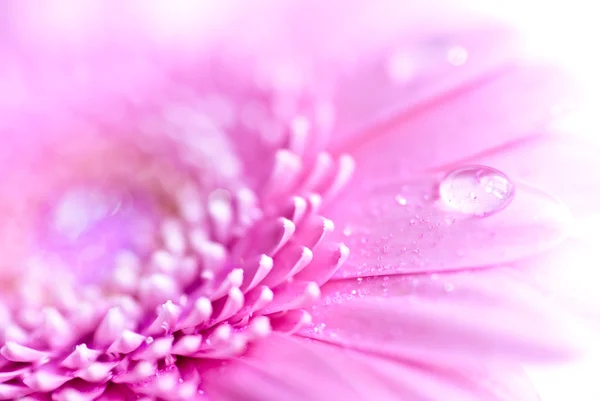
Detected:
[{"left": 439, "top": 165, "right": 515, "bottom": 217}]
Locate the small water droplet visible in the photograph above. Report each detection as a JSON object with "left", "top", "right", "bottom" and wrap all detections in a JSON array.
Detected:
[
  {"left": 447, "top": 45, "right": 469, "bottom": 66},
  {"left": 439, "top": 165, "right": 515, "bottom": 217},
  {"left": 394, "top": 195, "right": 407, "bottom": 206},
  {"left": 443, "top": 215, "right": 455, "bottom": 225}
]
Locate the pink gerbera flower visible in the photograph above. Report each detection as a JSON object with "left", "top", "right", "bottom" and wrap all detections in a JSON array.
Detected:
[{"left": 0, "top": 1, "right": 595, "bottom": 400}]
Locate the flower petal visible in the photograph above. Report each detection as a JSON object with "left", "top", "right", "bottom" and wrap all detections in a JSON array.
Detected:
[
  {"left": 446, "top": 136, "right": 600, "bottom": 218},
  {"left": 201, "top": 336, "right": 379, "bottom": 401},
  {"left": 330, "top": 24, "right": 520, "bottom": 148},
  {"left": 201, "top": 332, "right": 540, "bottom": 401},
  {"left": 328, "top": 171, "right": 570, "bottom": 277},
  {"left": 357, "top": 356, "right": 542, "bottom": 401},
  {"left": 515, "top": 238, "right": 600, "bottom": 319},
  {"left": 336, "top": 63, "right": 580, "bottom": 178},
  {"left": 303, "top": 269, "right": 591, "bottom": 363}
]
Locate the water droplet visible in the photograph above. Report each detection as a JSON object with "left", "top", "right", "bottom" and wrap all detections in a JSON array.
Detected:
[
  {"left": 447, "top": 45, "right": 468, "bottom": 66},
  {"left": 394, "top": 195, "right": 407, "bottom": 206},
  {"left": 443, "top": 215, "right": 455, "bottom": 225},
  {"left": 439, "top": 165, "right": 515, "bottom": 217}
]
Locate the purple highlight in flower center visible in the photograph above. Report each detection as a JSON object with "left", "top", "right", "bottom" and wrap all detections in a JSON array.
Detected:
[{"left": 37, "top": 185, "right": 158, "bottom": 285}]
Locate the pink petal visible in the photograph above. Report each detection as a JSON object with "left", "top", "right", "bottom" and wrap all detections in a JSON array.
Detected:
[
  {"left": 337, "top": 63, "right": 580, "bottom": 178},
  {"left": 354, "top": 353, "right": 541, "bottom": 401},
  {"left": 453, "top": 135, "right": 600, "bottom": 317},
  {"left": 201, "top": 334, "right": 387, "bottom": 401},
  {"left": 328, "top": 169, "right": 570, "bottom": 277},
  {"left": 514, "top": 238, "right": 600, "bottom": 319},
  {"left": 202, "top": 332, "right": 540, "bottom": 401},
  {"left": 303, "top": 269, "right": 591, "bottom": 363},
  {"left": 329, "top": 132, "right": 599, "bottom": 279},
  {"left": 330, "top": 24, "right": 520, "bottom": 148},
  {"left": 446, "top": 135, "right": 600, "bottom": 218}
]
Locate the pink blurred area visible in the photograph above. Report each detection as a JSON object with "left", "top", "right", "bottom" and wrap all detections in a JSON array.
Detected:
[
  {"left": 0, "top": 0, "right": 509, "bottom": 281},
  {"left": 2, "top": 0, "right": 486, "bottom": 53},
  {"left": 1, "top": 2, "right": 599, "bottom": 400}
]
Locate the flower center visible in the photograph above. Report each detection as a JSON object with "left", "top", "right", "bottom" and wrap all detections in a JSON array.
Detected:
[{"left": 0, "top": 85, "right": 354, "bottom": 399}]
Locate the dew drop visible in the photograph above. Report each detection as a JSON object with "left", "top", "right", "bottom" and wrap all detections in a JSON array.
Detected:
[
  {"left": 439, "top": 165, "right": 515, "bottom": 217},
  {"left": 447, "top": 45, "right": 468, "bottom": 66},
  {"left": 394, "top": 195, "right": 407, "bottom": 206}
]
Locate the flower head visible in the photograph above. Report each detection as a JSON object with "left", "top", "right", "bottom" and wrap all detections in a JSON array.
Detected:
[{"left": 0, "top": 2, "right": 596, "bottom": 400}]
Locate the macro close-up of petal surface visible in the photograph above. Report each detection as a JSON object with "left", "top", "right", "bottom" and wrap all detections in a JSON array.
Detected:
[{"left": 0, "top": 1, "right": 598, "bottom": 400}]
